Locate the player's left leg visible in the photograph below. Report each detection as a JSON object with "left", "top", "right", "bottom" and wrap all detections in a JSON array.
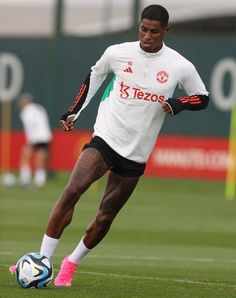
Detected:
[
  {"left": 54, "top": 171, "right": 140, "bottom": 286},
  {"left": 83, "top": 171, "right": 140, "bottom": 248}
]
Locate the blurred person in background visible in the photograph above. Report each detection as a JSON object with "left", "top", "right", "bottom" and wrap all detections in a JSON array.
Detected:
[
  {"left": 10, "top": 4, "right": 209, "bottom": 286},
  {"left": 18, "top": 93, "right": 52, "bottom": 187}
]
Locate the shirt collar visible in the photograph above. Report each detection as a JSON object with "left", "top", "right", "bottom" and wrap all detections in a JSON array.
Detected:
[{"left": 137, "top": 42, "right": 166, "bottom": 57}]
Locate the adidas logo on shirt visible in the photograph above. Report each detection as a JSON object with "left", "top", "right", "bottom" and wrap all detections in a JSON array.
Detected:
[{"left": 123, "top": 66, "right": 133, "bottom": 73}]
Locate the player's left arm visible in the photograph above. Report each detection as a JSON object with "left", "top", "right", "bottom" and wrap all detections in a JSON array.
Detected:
[
  {"left": 165, "top": 93, "right": 209, "bottom": 115},
  {"left": 164, "top": 62, "right": 209, "bottom": 116}
]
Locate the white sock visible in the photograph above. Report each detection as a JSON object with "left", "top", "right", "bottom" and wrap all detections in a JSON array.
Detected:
[
  {"left": 34, "top": 169, "right": 46, "bottom": 187},
  {"left": 40, "top": 234, "right": 60, "bottom": 259},
  {"left": 19, "top": 165, "right": 32, "bottom": 185},
  {"left": 68, "top": 237, "right": 91, "bottom": 265}
]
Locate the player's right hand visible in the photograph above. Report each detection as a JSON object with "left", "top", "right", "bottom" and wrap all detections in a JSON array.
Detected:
[{"left": 60, "top": 114, "right": 75, "bottom": 131}]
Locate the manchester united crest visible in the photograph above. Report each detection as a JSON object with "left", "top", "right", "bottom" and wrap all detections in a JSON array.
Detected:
[{"left": 156, "top": 71, "right": 169, "bottom": 83}]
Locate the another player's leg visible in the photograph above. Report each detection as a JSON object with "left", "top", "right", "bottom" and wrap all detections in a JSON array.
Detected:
[
  {"left": 33, "top": 146, "right": 49, "bottom": 187},
  {"left": 19, "top": 144, "right": 32, "bottom": 187},
  {"left": 54, "top": 171, "right": 139, "bottom": 286}
]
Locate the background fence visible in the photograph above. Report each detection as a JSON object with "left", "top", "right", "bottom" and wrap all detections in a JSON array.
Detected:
[{"left": 0, "top": 0, "right": 236, "bottom": 180}]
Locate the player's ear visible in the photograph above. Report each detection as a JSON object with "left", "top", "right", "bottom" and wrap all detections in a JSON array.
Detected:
[{"left": 165, "top": 25, "right": 171, "bottom": 33}]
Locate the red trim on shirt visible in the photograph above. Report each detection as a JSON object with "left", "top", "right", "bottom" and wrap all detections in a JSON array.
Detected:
[
  {"left": 178, "top": 95, "right": 202, "bottom": 105},
  {"left": 69, "top": 84, "right": 87, "bottom": 112}
]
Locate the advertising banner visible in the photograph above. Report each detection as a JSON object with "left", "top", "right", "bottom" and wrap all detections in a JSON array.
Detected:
[
  {"left": 0, "top": 131, "right": 228, "bottom": 181},
  {"left": 146, "top": 135, "right": 228, "bottom": 180}
]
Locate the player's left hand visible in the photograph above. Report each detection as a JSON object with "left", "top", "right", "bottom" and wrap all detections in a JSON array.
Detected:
[{"left": 161, "top": 101, "right": 173, "bottom": 115}]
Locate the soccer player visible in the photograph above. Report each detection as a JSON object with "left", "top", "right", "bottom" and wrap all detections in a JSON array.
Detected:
[
  {"left": 10, "top": 4, "right": 209, "bottom": 286},
  {"left": 18, "top": 93, "right": 52, "bottom": 187}
]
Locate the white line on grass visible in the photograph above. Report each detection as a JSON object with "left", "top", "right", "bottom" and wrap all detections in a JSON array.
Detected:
[
  {"left": 1, "top": 251, "right": 236, "bottom": 264},
  {"left": 89, "top": 254, "right": 236, "bottom": 264},
  {"left": 78, "top": 270, "right": 236, "bottom": 289}
]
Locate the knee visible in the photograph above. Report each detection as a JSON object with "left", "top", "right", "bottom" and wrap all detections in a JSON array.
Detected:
[
  {"left": 65, "top": 178, "right": 89, "bottom": 198},
  {"left": 64, "top": 182, "right": 79, "bottom": 198},
  {"left": 59, "top": 181, "right": 85, "bottom": 209}
]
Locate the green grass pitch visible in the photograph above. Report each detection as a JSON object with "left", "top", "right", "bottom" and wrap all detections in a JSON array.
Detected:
[{"left": 1, "top": 173, "right": 236, "bottom": 297}]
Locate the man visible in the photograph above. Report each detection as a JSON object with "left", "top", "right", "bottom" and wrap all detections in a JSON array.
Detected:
[
  {"left": 18, "top": 93, "right": 52, "bottom": 187},
  {"left": 10, "top": 5, "right": 209, "bottom": 286}
]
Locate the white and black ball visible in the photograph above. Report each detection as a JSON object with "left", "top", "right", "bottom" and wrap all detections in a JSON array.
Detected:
[{"left": 15, "top": 252, "right": 53, "bottom": 289}]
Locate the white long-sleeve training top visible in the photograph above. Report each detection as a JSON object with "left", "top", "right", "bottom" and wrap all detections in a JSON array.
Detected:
[{"left": 69, "top": 41, "right": 209, "bottom": 163}]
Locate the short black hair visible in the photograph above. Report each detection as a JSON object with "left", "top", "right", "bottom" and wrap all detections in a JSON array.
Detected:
[{"left": 141, "top": 5, "right": 169, "bottom": 26}]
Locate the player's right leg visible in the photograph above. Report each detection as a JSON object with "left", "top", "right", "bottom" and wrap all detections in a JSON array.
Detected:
[
  {"left": 9, "top": 147, "right": 109, "bottom": 277},
  {"left": 44, "top": 147, "right": 109, "bottom": 240}
]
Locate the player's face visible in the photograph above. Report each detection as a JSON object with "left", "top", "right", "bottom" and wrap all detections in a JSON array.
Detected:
[{"left": 139, "top": 18, "right": 170, "bottom": 53}]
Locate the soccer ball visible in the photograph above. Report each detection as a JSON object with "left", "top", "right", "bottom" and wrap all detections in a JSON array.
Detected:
[{"left": 15, "top": 252, "right": 53, "bottom": 288}]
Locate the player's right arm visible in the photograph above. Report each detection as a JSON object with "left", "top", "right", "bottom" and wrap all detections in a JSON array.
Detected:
[{"left": 60, "top": 47, "right": 114, "bottom": 131}]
